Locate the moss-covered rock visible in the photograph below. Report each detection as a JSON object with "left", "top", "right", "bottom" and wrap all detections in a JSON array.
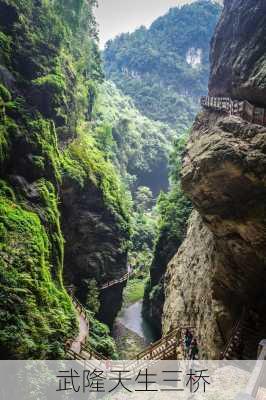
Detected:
[
  {"left": 0, "top": 187, "right": 77, "bottom": 359},
  {"left": 0, "top": 0, "right": 130, "bottom": 359}
]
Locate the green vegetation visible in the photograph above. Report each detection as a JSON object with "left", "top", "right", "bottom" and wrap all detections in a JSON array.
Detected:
[
  {"left": 103, "top": 0, "right": 221, "bottom": 131},
  {"left": 123, "top": 277, "right": 147, "bottom": 306},
  {"left": 86, "top": 279, "right": 101, "bottom": 314},
  {"left": 35, "top": 179, "right": 65, "bottom": 280},
  {"left": 0, "top": 0, "right": 220, "bottom": 359},
  {"left": 65, "top": 125, "right": 130, "bottom": 229},
  {"left": 130, "top": 208, "right": 157, "bottom": 268},
  {"left": 0, "top": 189, "right": 77, "bottom": 359},
  {"left": 135, "top": 186, "right": 153, "bottom": 213},
  {"left": 94, "top": 81, "right": 176, "bottom": 195},
  {"left": 0, "top": 84, "right": 11, "bottom": 102},
  {"left": 84, "top": 281, "right": 117, "bottom": 359},
  {"left": 156, "top": 134, "right": 193, "bottom": 247},
  {"left": 0, "top": 0, "right": 130, "bottom": 359},
  {"left": 88, "top": 312, "right": 118, "bottom": 359},
  {"left": 99, "top": 4, "right": 221, "bottom": 333},
  {"left": 143, "top": 133, "right": 192, "bottom": 334}
]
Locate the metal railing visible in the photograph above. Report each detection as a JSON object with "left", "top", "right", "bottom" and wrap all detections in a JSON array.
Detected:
[
  {"left": 66, "top": 271, "right": 130, "bottom": 293},
  {"left": 100, "top": 272, "right": 130, "bottom": 290},
  {"left": 135, "top": 326, "right": 195, "bottom": 361},
  {"left": 66, "top": 283, "right": 196, "bottom": 362},
  {"left": 221, "top": 308, "right": 246, "bottom": 360},
  {"left": 201, "top": 96, "right": 266, "bottom": 126}
]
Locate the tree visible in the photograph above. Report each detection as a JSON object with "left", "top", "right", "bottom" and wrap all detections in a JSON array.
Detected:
[
  {"left": 86, "top": 279, "right": 100, "bottom": 314},
  {"left": 135, "top": 186, "right": 153, "bottom": 212},
  {"left": 95, "top": 124, "right": 115, "bottom": 157},
  {"left": 103, "top": 1, "right": 221, "bottom": 130}
]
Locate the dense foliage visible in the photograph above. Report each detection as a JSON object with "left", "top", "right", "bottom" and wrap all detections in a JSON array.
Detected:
[
  {"left": 0, "top": 182, "right": 76, "bottom": 358},
  {"left": 103, "top": 1, "right": 221, "bottom": 131},
  {"left": 143, "top": 133, "right": 192, "bottom": 334},
  {"left": 0, "top": 0, "right": 129, "bottom": 358},
  {"left": 100, "top": 1, "right": 221, "bottom": 339},
  {"left": 157, "top": 134, "right": 192, "bottom": 244},
  {"left": 94, "top": 81, "right": 176, "bottom": 195}
]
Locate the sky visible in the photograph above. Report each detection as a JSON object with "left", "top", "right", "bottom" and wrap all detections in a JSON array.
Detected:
[{"left": 95, "top": 0, "right": 197, "bottom": 49}]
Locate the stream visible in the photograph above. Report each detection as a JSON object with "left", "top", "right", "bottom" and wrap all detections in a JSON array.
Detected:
[{"left": 113, "top": 300, "right": 156, "bottom": 359}]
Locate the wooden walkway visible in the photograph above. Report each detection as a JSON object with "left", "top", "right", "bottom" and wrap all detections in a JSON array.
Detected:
[
  {"left": 66, "top": 292, "right": 266, "bottom": 372},
  {"left": 201, "top": 96, "right": 266, "bottom": 126},
  {"left": 100, "top": 272, "right": 130, "bottom": 290},
  {"left": 65, "top": 294, "right": 109, "bottom": 361},
  {"left": 65, "top": 270, "right": 130, "bottom": 294},
  {"left": 66, "top": 289, "right": 194, "bottom": 361}
]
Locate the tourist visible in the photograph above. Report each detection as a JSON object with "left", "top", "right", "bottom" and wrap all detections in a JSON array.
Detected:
[
  {"left": 189, "top": 339, "right": 199, "bottom": 360},
  {"left": 184, "top": 329, "right": 193, "bottom": 358}
]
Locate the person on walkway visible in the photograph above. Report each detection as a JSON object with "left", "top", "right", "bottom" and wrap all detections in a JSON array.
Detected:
[
  {"left": 184, "top": 329, "right": 193, "bottom": 358},
  {"left": 189, "top": 339, "right": 199, "bottom": 360}
]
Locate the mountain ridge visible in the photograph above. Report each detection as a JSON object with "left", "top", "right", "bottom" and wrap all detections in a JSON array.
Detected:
[{"left": 103, "top": 0, "right": 222, "bottom": 131}]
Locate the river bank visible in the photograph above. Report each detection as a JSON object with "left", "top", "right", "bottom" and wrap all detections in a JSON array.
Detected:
[{"left": 113, "top": 298, "right": 156, "bottom": 359}]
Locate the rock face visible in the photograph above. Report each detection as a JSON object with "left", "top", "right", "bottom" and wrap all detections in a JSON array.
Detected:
[
  {"left": 163, "top": 111, "right": 266, "bottom": 358},
  {"left": 163, "top": 211, "right": 222, "bottom": 359},
  {"left": 143, "top": 232, "right": 180, "bottom": 337},
  {"left": 162, "top": 0, "right": 266, "bottom": 358},
  {"left": 61, "top": 178, "right": 128, "bottom": 327},
  {"left": 0, "top": 0, "right": 129, "bottom": 358},
  {"left": 209, "top": 0, "right": 266, "bottom": 106}
]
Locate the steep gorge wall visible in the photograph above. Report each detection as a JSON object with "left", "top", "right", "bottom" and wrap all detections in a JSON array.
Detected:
[
  {"left": 164, "top": 111, "right": 266, "bottom": 358},
  {"left": 163, "top": 211, "right": 222, "bottom": 359},
  {"left": 61, "top": 177, "right": 129, "bottom": 327},
  {"left": 0, "top": 0, "right": 129, "bottom": 359},
  {"left": 162, "top": 0, "right": 266, "bottom": 358},
  {"left": 209, "top": 0, "right": 266, "bottom": 106}
]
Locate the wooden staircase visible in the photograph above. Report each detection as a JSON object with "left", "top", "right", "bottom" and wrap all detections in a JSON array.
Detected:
[
  {"left": 134, "top": 327, "right": 195, "bottom": 360},
  {"left": 135, "top": 327, "right": 180, "bottom": 360},
  {"left": 66, "top": 288, "right": 194, "bottom": 361},
  {"left": 67, "top": 288, "right": 266, "bottom": 364},
  {"left": 221, "top": 308, "right": 266, "bottom": 360}
]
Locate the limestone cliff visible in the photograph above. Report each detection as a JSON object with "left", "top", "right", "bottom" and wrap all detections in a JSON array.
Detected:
[
  {"left": 143, "top": 233, "right": 177, "bottom": 337},
  {"left": 209, "top": 0, "right": 266, "bottom": 106},
  {"left": 163, "top": 211, "right": 221, "bottom": 359},
  {"left": 162, "top": 0, "right": 266, "bottom": 359},
  {"left": 61, "top": 177, "right": 129, "bottom": 327},
  {"left": 0, "top": 0, "right": 129, "bottom": 359}
]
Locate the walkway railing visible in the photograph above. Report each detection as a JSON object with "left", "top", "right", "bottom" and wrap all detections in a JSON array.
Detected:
[
  {"left": 221, "top": 308, "right": 246, "bottom": 360},
  {"left": 135, "top": 327, "right": 180, "bottom": 360},
  {"left": 201, "top": 96, "right": 266, "bottom": 126},
  {"left": 80, "top": 343, "right": 108, "bottom": 360},
  {"left": 71, "top": 294, "right": 89, "bottom": 322},
  {"left": 135, "top": 326, "right": 196, "bottom": 361},
  {"left": 66, "top": 270, "right": 130, "bottom": 294},
  {"left": 66, "top": 285, "right": 195, "bottom": 362},
  {"left": 100, "top": 272, "right": 130, "bottom": 290},
  {"left": 66, "top": 289, "right": 195, "bottom": 361}
]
